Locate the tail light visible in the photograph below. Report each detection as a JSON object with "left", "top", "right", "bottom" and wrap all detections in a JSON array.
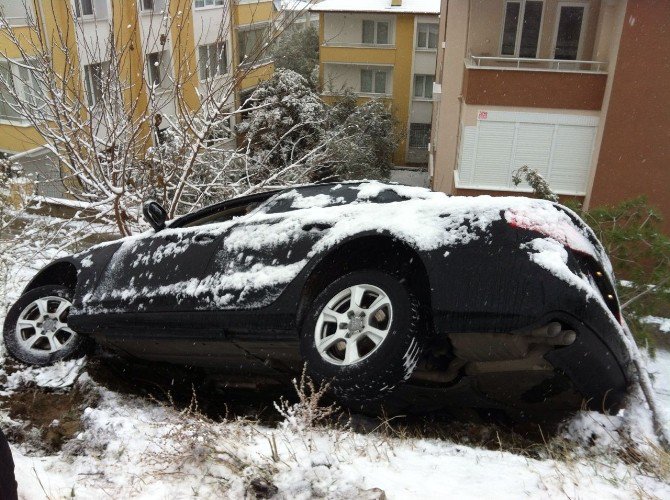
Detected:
[
  {"left": 505, "top": 208, "right": 596, "bottom": 258},
  {"left": 506, "top": 207, "right": 622, "bottom": 322}
]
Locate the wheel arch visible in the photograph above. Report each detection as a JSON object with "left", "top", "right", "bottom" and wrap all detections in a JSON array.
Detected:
[
  {"left": 296, "top": 232, "right": 433, "bottom": 331},
  {"left": 22, "top": 258, "right": 79, "bottom": 295}
]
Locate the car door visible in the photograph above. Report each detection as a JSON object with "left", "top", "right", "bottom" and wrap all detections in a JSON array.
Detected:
[
  {"left": 87, "top": 193, "right": 277, "bottom": 316},
  {"left": 89, "top": 224, "right": 224, "bottom": 314}
]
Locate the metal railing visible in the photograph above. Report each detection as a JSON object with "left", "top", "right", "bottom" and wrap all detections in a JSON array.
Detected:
[{"left": 466, "top": 54, "right": 608, "bottom": 74}]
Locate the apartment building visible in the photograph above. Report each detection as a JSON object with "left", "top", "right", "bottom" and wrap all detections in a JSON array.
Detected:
[
  {"left": 0, "top": 0, "right": 277, "bottom": 196},
  {"left": 430, "top": 0, "right": 670, "bottom": 231},
  {"left": 232, "top": 0, "right": 276, "bottom": 106},
  {"left": 312, "top": 0, "right": 440, "bottom": 166}
]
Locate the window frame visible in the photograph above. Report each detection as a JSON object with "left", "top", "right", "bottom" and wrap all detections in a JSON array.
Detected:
[
  {"left": 83, "top": 62, "right": 109, "bottom": 107},
  {"left": 198, "top": 41, "right": 228, "bottom": 81},
  {"left": 146, "top": 50, "right": 170, "bottom": 90},
  {"left": 237, "top": 23, "right": 271, "bottom": 66},
  {"left": 194, "top": 0, "right": 225, "bottom": 9},
  {"left": 362, "top": 19, "right": 392, "bottom": 45},
  {"left": 0, "top": 59, "right": 43, "bottom": 122},
  {"left": 360, "top": 68, "right": 390, "bottom": 95},
  {"left": 551, "top": 1, "right": 589, "bottom": 61},
  {"left": 172, "top": 191, "right": 277, "bottom": 229},
  {"left": 73, "top": 0, "right": 95, "bottom": 19},
  {"left": 416, "top": 23, "right": 438, "bottom": 50},
  {"left": 413, "top": 74, "right": 434, "bottom": 99},
  {"left": 499, "top": 0, "right": 545, "bottom": 58},
  {"left": 408, "top": 123, "right": 431, "bottom": 149},
  {"left": 139, "top": 0, "right": 155, "bottom": 12}
]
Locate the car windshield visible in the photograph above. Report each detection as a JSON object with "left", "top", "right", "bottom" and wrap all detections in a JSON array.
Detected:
[{"left": 171, "top": 192, "right": 276, "bottom": 229}]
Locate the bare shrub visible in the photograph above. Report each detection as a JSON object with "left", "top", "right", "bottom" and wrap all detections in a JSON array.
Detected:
[{"left": 274, "top": 366, "right": 338, "bottom": 431}]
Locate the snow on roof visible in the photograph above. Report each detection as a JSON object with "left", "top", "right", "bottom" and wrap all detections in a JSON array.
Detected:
[
  {"left": 310, "top": 0, "right": 440, "bottom": 15},
  {"left": 277, "top": 0, "right": 312, "bottom": 12}
]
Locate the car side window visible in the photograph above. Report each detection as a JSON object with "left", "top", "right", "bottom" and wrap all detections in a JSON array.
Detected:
[{"left": 179, "top": 202, "right": 259, "bottom": 228}]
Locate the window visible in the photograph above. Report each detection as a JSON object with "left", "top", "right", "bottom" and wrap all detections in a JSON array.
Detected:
[
  {"left": 139, "top": 0, "right": 167, "bottom": 12},
  {"left": 360, "top": 69, "right": 389, "bottom": 94},
  {"left": 501, "top": 0, "right": 543, "bottom": 57},
  {"left": 553, "top": 4, "right": 586, "bottom": 60},
  {"left": 198, "top": 42, "right": 228, "bottom": 80},
  {"left": 146, "top": 51, "right": 170, "bottom": 89},
  {"left": 413, "top": 74, "right": 434, "bottom": 99},
  {"left": 417, "top": 23, "right": 438, "bottom": 49},
  {"left": 362, "top": 20, "right": 390, "bottom": 44},
  {"left": 73, "top": 0, "right": 94, "bottom": 17},
  {"left": 0, "top": 1, "right": 35, "bottom": 26},
  {"left": 238, "top": 25, "right": 270, "bottom": 64},
  {"left": 409, "top": 123, "right": 431, "bottom": 149},
  {"left": 195, "top": 0, "right": 224, "bottom": 7},
  {"left": 84, "top": 62, "right": 108, "bottom": 106},
  {"left": 0, "top": 60, "right": 42, "bottom": 121}
]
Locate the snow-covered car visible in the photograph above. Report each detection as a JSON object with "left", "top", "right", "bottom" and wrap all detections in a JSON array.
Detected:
[{"left": 3, "top": 181, "right": 631, "bottom": 411}]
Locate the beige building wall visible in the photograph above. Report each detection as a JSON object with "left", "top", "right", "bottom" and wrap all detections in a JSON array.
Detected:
[
  {"left": 431, "top": 0, "right": 628, "bottom": 198},
  {"left": 467, "top": 0, "right": 602, "bottom": 60}
]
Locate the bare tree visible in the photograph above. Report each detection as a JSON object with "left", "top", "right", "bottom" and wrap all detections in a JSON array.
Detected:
[{"left": 0, "top": 0, "right": 315, "bottom": 236}]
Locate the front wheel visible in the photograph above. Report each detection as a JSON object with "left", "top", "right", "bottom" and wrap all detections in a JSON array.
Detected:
[
  {"left": 3, "top": 285, "right": 88, "bottom": 366},
  {"left": 300, "top": 270, "right": 428, "bottom": 402}
]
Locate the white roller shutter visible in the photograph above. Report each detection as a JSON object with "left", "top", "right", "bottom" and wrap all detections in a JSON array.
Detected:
[
  {"left": 472, "top": 121, "right": 515, "bottom": 187},
  {"left": 549, "top": 125, "right": 597, "bottom": 193},
  {"left": 512, "top": 123, "right": 554, "bottom": 189},
  {"left": 457, "top": 125, "right": 477, "bottom": 185},
  {"left": 454, "top": 111, "right": 598, "bottom": 195}
]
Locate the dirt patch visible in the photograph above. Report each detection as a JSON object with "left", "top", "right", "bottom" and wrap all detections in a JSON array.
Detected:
[{"left": 0, "top": 381, "right": 100, "bottom": 453}]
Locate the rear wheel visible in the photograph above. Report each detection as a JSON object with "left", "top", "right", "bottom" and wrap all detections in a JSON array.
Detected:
[
  {"left": 3, "top": 285, "right": 88, "bottom": 366},
  {"left": 300, "top": 270, "right": 427, "bottom": 402}
]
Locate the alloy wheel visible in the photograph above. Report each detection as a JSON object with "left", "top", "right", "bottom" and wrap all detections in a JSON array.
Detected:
[
  {"left": 14, "top": 296, "right": 77, "bottom": 355},
  {"left": 314, "top": 284, "right": 393, "bottom": 366}
]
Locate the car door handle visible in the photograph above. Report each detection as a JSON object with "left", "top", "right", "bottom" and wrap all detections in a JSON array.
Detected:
[
  {"left": 302, "top": 223, "right": 332, "bottom": 232},
  {"left": 193, "top": 233, "right": 216, "bottom": 243}
]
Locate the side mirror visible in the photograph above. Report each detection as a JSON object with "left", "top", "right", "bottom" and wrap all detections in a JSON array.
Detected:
[{"left": 143, "top": 200, "right": 167, "bottom": 231}]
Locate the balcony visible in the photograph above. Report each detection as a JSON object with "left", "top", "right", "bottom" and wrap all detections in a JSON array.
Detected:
[{"left": 463, "top": 55, "right": 609, "bottom": 111}]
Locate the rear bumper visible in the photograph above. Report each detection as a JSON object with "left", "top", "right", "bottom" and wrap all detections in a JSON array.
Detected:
[{"left": 542, "top": 309, "right": 630, "bottom": 411}]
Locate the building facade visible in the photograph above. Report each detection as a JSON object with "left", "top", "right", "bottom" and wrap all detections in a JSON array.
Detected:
[
  {"left": 0, "top": 0, "right": 278, "bottom": 196},
  {"left": 430, "top": 0, "right": 670, "bottom": 231},
  {"left": 313, "top": 0, "right": 439, "bottom": 166}
]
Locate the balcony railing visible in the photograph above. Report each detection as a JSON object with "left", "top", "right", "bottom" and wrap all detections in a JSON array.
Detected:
[{"left": 466, "top": 55, "right": 608, "bottom": 74}]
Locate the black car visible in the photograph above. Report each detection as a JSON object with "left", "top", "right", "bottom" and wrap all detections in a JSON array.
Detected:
[{"left": 3, "top": 181, "right": 631, "bottom": 412}]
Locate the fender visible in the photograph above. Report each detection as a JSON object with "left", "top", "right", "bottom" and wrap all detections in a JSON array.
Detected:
[{"left": 22, "top": 257, "right": 80, "bottom": 295}]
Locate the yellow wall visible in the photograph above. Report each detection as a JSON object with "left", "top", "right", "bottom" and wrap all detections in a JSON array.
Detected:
[
  {"left": 318, "top": 12, "right": 416, "bottom": 164},
  {"left": 170, "top": 0, "right": 200, "bottom": 112},
  {"left": 234, "top": 0, "right": 275, "bottom": 26},
  {"left": 239, "top": 63, "right": 275, "bottom": 90},
  {"left": 0, "top": 1, "right": 277, "bottom": 155},
  {"left": 0, "top": 123, "right": 44, "bottom": 153},
  {"left": 231, "top": 0, "right": 276, "bottom": 99},
  {"left": 392, "top": 14, "right": 414, "bottom": 163}
]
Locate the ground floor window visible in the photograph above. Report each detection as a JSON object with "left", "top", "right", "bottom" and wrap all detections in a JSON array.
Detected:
[{"left": 409, "top": 123, "right": 431, "bottom": 149}]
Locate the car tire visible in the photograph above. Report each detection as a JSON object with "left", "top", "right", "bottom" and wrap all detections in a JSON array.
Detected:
[
  {"left": 3, "top": 285, "right": 89, "bottom": 366},
  {"left": 300, "top": 269, "right": 427, "bottom": 402}
]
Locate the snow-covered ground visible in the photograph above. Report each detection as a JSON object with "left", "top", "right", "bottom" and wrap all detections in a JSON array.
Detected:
[
  {"left": 1, "top": 214, "right": 670, "bottom": 499},
  {"left": 3, "top": 356, "right": 669, "bottom": 500}
]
